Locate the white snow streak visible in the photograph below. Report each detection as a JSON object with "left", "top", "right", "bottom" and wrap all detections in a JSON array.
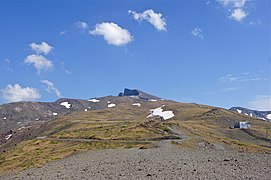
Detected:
[
  {"left": 108, "top": 103, "right": 116, "bottom": 108},
  {"left": 60, "top": 101, "right": 71, "bottom": 109},
  {"left": 88, "top": 99, "right": 100, "bottom": 103},
  {"left": 147, "top": 105, "right": 175, "bottom": 120}
]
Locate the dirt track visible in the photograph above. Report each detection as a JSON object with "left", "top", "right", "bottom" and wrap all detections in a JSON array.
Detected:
[{"left": 1, "top": 141, "right": 270, "bottom": 180}]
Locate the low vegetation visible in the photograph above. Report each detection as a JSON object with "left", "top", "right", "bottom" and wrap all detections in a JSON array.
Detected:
[
  {"left": 0, "top": 139, "right": 150, "bottom": 173},
  {"left": 1, "top": 100, "right": 270, "bottom": 174}
]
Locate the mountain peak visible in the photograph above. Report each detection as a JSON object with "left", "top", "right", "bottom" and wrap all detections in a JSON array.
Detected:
[{"left": 118, "top": 88, "right": 161, "bottom": 100}]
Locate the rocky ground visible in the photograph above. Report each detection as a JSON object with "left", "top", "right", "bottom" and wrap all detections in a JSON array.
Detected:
[{"left": 1, "top": 141, "right": 270, "bottom": 180}]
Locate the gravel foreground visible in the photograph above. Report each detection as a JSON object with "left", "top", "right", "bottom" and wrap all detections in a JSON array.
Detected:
[{"left": 1, "top": 141, "right": 270, "bottom": 180}]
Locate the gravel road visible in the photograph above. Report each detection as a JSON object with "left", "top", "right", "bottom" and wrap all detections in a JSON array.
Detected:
[{"left": 1, "top": 141, "right": 270, "bottom": 180}]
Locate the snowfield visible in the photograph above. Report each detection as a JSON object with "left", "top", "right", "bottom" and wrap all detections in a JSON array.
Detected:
[
  {"left": 88, "top": 99, "right": 100, "bottom": 103},
  {"left": 108, "top": 103, "right": 116, "bottom": 108},
  {"left": 147, "top": 105, "right": 175, "bottom": 120},
  {"left": 132, "top": 103, "right": 141, "bottom": 107},
  {"left": 5, "top": 134, "right": 12, "bottom": 140},
  {"left": 60, "top": 102, "right": 71, "bottom": 109}
]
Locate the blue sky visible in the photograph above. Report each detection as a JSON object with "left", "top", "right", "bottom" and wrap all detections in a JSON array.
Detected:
[{"left": 0, "top": 0, "right": 270, "bottom": 110}]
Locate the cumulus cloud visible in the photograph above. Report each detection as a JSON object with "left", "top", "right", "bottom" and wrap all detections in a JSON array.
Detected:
[
  {"left": 248, "top": 95, "right": 271, "bottom": 111},
  {"left": 219, "top": 0, "right": 246, "bottom": 8},
  {"left": 191, "top": 27, "right": 204, "bottom": 39},
  {"left": 75, "top": 21, "right": 89, "bottom": 30},
  {"left": 128, "top": 9, "right": 167, "bottom": 31},
  {"left": 29, "top": 42, "right": 53, "bottom": 55},
  {"left": 90, "top": 22, "right": 133, "bottom": 46},
  {"left": 24, "top": 54, "right": 53, "bottom": 73},
  {"left": 229, "top": 8, "right": 247, "bottom": 22},
  {"left": 217, "top": 0, "right": 248, "bottom": 22},
  {"left": 41, "top": 80, "right": 61, "bottom": 97},
  {"left": 1, "top": 84, "right": 41, "bottom": 103}
]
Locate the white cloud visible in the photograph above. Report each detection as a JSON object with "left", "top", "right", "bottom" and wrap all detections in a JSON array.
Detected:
[
  {"left": 249, "top": 19, "right": 261, "bottom": 26},
  {"left": 59, "top": 30, "right": 66, "bottom": 35},
  {"left": 248, "top": 95, "right": 271, "bottom": 111},
  {"left": 24, "top": 54, "right": 53, "bottom": 73},
  {"left": 217, "top": 0, "right": 248, "bottom": 22},
  {"left": 60, "top": 61, "right": 71, "bottom": 74},
  {"left": 2, "top": 84, "right": 41, "bottom": 103},
  {"left": 191, "top": 27, "right": 204, "bottom": 39},
  {"left": 229, "top": 8, "right": 247, "bottom": 22},
  {"left": 41, "top": 80, "right": 61, "bottom": 97},
  {"left": 29, "top": 42, "right": 53, "bottom": 55},
  {"left": 0, "top": 58, "right": 13, "bottom": 72},
  {"left": 75, "top": 21, "right": 89, "bottom": 30},
  {"left": 218, "top": 0, "right": 246, "bottom": 8},
  {"left": 90, "top": 22, "right": 133, "bottom": 46},
  {"left": 128, "top": 9, "right": 167, "bottom": 31},
  {"left": 218, "top": 73, "right": 268, "bottom": 83},
  {"left": 222, "top": 87, "right": 239, "bottom": 92}
]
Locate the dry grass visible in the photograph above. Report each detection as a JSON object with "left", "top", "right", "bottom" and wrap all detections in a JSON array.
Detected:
[
  {"left": 0, "top": 139, "right": 150, "bottom": 173},
  {"left": 1, "top": 100, "right": 270, "bottom": 174}
]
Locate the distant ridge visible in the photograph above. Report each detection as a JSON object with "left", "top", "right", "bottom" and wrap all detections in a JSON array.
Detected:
[{"left": 229, "top": 107, "right": 271, "bottom": 121}]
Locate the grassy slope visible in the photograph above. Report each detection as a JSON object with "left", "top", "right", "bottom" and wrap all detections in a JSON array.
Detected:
[{"left": 0, "top": 100, "right": 270, "bottom": 173}]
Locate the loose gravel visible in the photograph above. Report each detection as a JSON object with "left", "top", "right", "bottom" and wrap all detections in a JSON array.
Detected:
[{"left": 1, "top": 141, "right": 270, "bottom": 180}]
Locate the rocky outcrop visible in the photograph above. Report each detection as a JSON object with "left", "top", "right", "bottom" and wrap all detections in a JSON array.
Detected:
[{"left": 118, "top": 88, "right": 161, "bottom": 101}]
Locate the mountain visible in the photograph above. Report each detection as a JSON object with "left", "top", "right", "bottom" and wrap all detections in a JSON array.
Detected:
[
  {"left": 229, "top": 107, "right": 271, "bottom": 121},
  {"left": 0, "top": 89, "right": 160, "bottom": 135},
  {"left": 1, "top": 88, "right": 271, "bottom": 173}
]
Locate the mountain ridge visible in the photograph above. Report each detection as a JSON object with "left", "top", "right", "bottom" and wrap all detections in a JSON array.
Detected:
[{"left": 229, "top": 106, "right": 271, "bottom": 121}]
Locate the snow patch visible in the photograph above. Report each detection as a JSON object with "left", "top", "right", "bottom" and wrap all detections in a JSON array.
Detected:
[
  {"left": 244, "top": 113, "right": 248, "bottom": 116},
  {"left": 236, "top": 109, "right": 242, "bottom": 114},
  {"left": 18, "top": 127, "right": 26, "bottom": 131},
  {"left": 148, "top": 99, "right": 157, "bottom": 102},
  {"left": 88, "top": 99, "right": 100, "bottom": 103},
  {"left": 147, "top": 105, "right": 175, "bottom": 120},
  {"left": 250, "top": 113, "right": 253, "bottom": 117},
  {"left": 88, "top": 107, "right": 91, "bottom": 109},
  {"left": 36, "top": 118, "right": 39, "bottom": 121},
  {"left": 266, "top": 114, "right": 271, "bottom": 120},
  {"left": 132, "top": 103, "right": 141, "bottom": 107},
  {"left": 108, "top": 101, "right": 111, "bottom": 104},
  {"left": 5, "top": 134, "right": 12, "bottom": 140},
  {"left": 108, "top": 103, "right": 116, "bottom": 108},
  {"left": 3, "top": 117, "right": 6, "bottom": 120},
  {"left": 53, "top": 112, "right": 58, "bottom": 116},
  {"left": 258, "top": 117, "right": 266, "bottom": 121},
  {"left": 84, "top": 109, "right": 88, "bottom": 112},
  {"left": 17, "top": 122, "right": 22, "bottom": 124},
  {"left": 60, "top": 102, "right": 71, "bottom": 109}
]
